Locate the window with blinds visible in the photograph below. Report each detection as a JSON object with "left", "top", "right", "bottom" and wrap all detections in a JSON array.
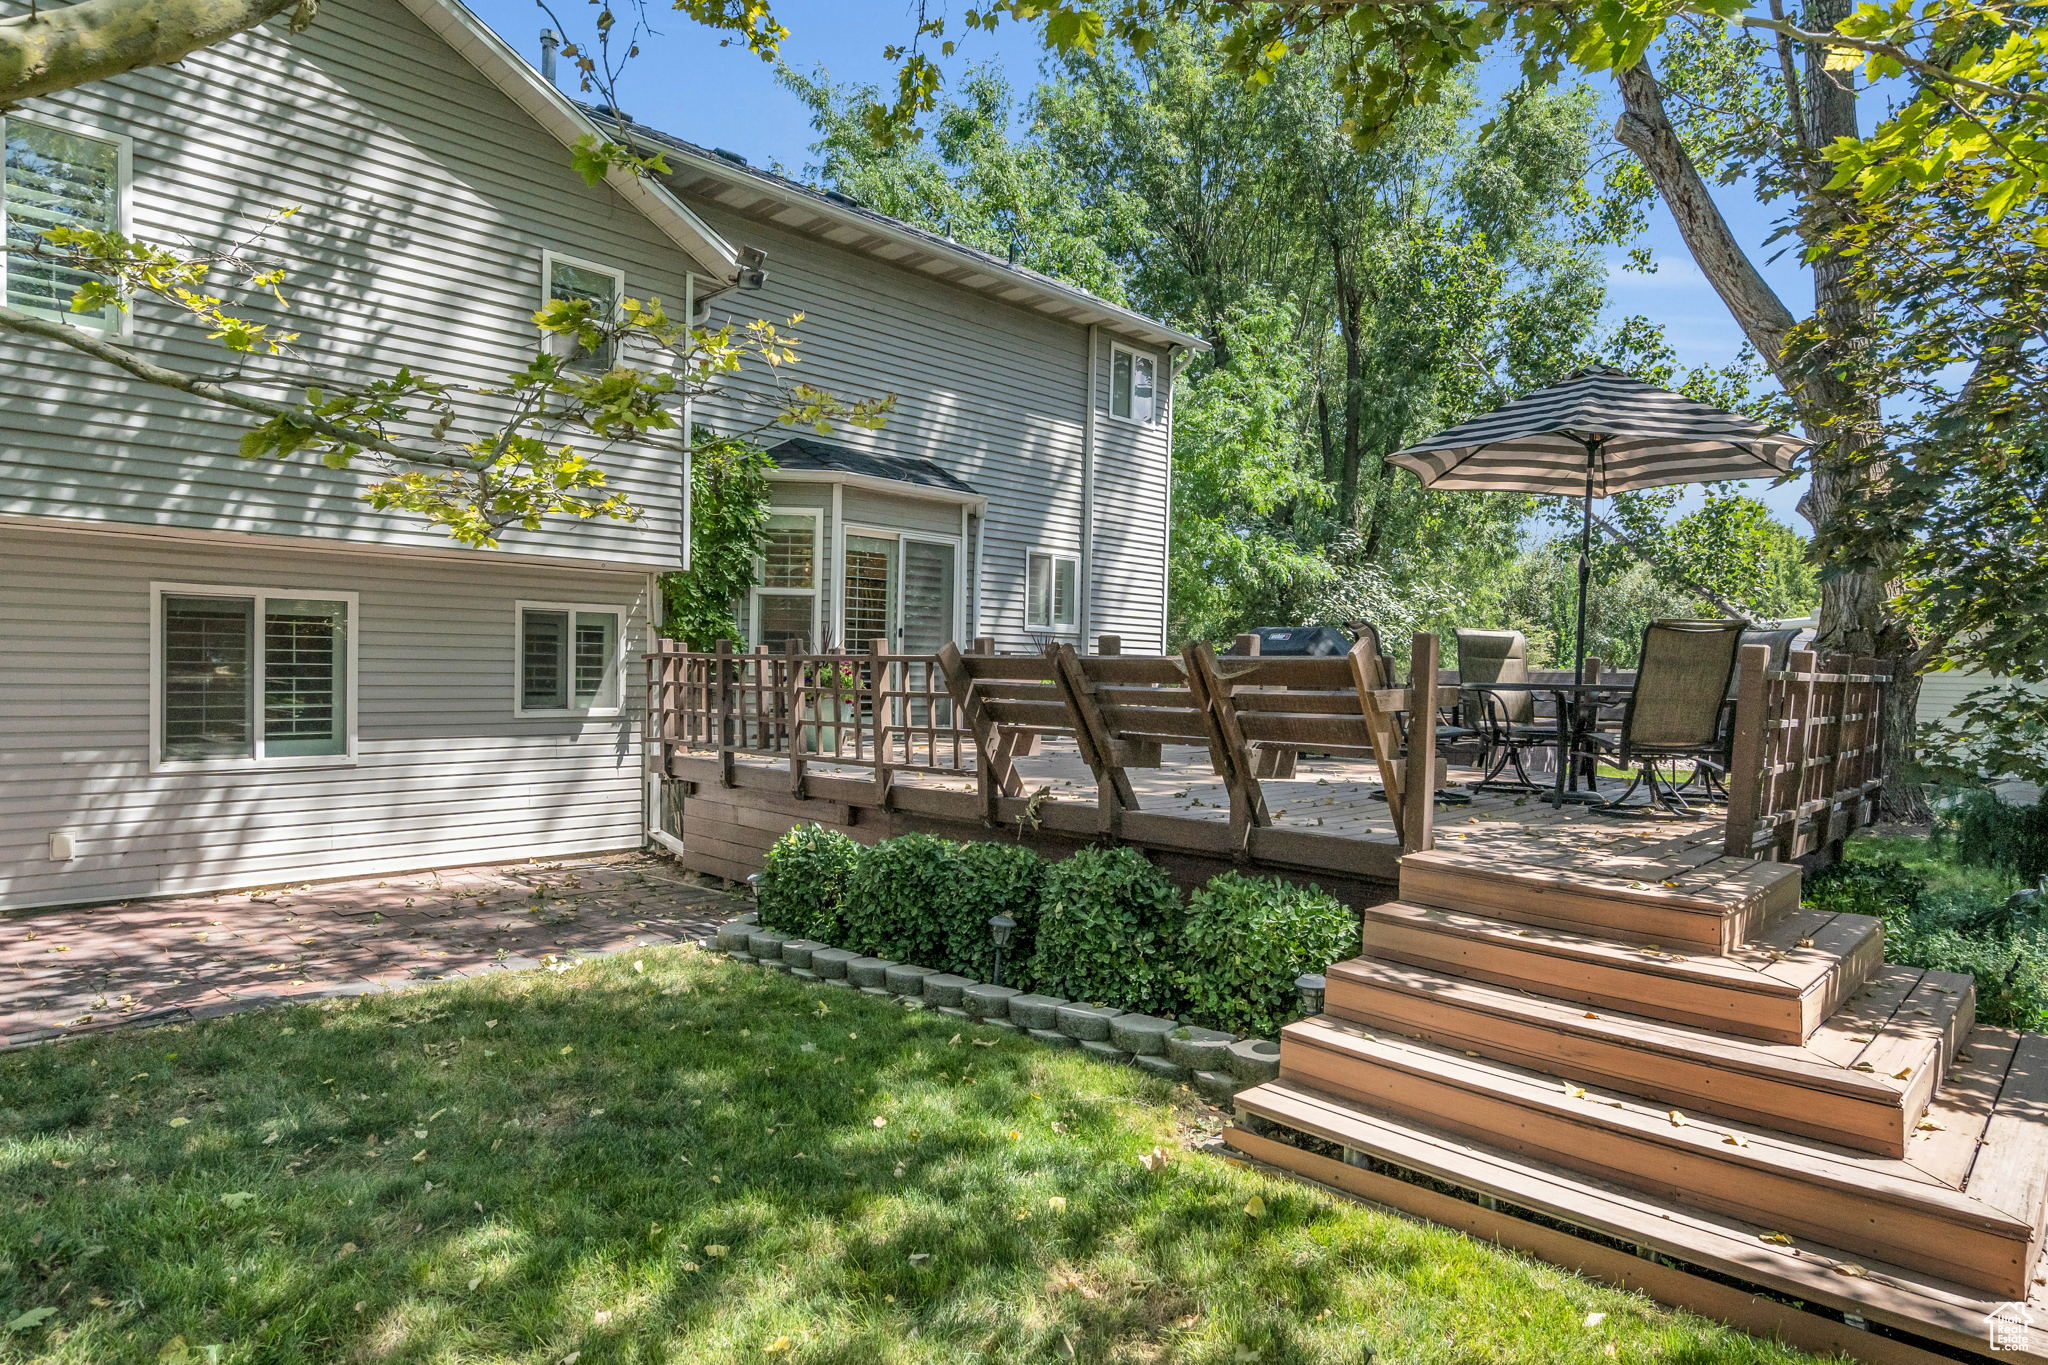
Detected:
[
  {"left": 518, "top": 604, "right": 620, "bottom": 713},
  {"left": 158, "top": 591, "right": 350, "bottom": 765},
  {"left": 544, "top": 252, "right": 623, "bottom": 371},
  {"left": 2, "top": 119, "right": 122, "bottom": 327},
  {"left": 751, "top": 513, "right": 819, "bottom": 649},
  {"left": 1026, "top": 551, "right": 1079, "bottom": 631}
]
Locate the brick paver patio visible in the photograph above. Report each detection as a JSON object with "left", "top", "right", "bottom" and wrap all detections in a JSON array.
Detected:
[{"left": 0, "top": 853, "right": 739, "bottom": 1049}]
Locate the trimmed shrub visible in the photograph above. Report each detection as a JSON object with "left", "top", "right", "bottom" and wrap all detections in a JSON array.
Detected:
[
  {"left": 1029, "top": 847, "right": 1183, "bottom": 1015},
  {"left": 755, "top": 825, "right": 861, "bottom": 941},
  {"left": 1176, "top": 873, "right": 1359, "bottom": 1037},
  {"left": 839, "top": 833, "right": 960, "bottom": 965},
  {"left": 946, "top": 841, "right": 1046, "bottom": 982}
]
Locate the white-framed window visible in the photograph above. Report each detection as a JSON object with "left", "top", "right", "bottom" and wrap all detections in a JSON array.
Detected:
[
  {"left": 150, "top": 584, "right": 357, "bottom": 770},
  {"left": 516, "top": 602, "right": 623, "bottom": 716},
  {"left": 541, "top": 249, "right": 624, "bottom": 372},
  {"left": 750, "top": 509, "right": 822, "bottom": 650},
  {"left": 1109, "top": 344, "right": 1157, "bottom": 424},
  {"left": 1, "top": 115, "right": 130, "bottom": 332},
  {"left": 1025, "top": 549, "right": 1080, "bottom": 632}
]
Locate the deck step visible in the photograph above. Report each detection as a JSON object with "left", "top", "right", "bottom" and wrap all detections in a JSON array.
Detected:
[
  {"left": 1397, "top": 846, "right": 1802, "bottom": 951},
  {"left": 1275, "top": 1015, "right": 2043, "bottom": 1297},
  {"left": 1325, "top": 956, "right": 1971, "bottom": 1156},
  {"left": 1228, "top": 1079, "right": 2048, "bottom": 1363},
  {"left": 1360, "top": 899, "right": 1881, "bottom": 1045}
]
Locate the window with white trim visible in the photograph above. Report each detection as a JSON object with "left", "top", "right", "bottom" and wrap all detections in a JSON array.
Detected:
[
  {"left": 2, "top": 118, "right": 124, "bottom": 329},
  {"left": 543, "top": 251, "right": 623, "bottom": 371},
  {"left": 1026, "top": 551, "right": 1079, "bottom": 631},
  {"left": 517, "top": 603, "right": 622, "bottom": 714},
  {"left": 1109, "top": 344, "right": 1157, "bottom": 424},
  {"left": 750, "top": 511, "right": 820, "bottom": 649},
  {"left": 155, "top": 588, "right": 354, "bottom": 766}
]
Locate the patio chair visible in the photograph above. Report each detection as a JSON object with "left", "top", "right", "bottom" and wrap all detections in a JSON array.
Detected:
[
  {"left": 1589, "top": 619, "right": 1748, "bottom": 815},
  {"left": 1454, "top": 629, "right": 1561, "bottom": 791}
]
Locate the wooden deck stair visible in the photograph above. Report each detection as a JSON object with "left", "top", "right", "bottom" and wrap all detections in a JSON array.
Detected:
[{"left": 1230, "top": 846, "right": 2048, "bottom": 1360}]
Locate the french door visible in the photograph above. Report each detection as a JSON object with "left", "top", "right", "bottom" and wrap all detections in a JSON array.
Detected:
[{"left": 840, "top": 530, "right": 960, "bottom": 653}]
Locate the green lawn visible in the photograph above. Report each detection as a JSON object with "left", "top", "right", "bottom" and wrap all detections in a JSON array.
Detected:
[{"left": 1, "top": 944, "right": 1830, "bottom": 1364}]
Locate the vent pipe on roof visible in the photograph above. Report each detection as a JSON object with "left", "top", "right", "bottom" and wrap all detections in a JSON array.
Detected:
[{"left": 539, "top": 29, "right": 560, "bottom": 87}]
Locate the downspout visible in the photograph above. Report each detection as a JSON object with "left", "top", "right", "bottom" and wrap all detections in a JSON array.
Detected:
[
  {"left": 649, "top": 272, "right": 697, "bottom": 852},
  {"left": 1082, "top": 324, "right": 1099, "bottom": 645},
  {"left": 1160, "top": 344, "right": 1182, "bottom": 651}
]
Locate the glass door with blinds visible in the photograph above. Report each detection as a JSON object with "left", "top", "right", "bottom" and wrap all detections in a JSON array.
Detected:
[{"left": 839, "top": 531, "right": 960, "bottom": 654}]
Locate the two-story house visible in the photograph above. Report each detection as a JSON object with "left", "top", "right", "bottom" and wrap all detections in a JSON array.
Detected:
[{"left": 0, "top": 0, "right": 1200, "bottom": 912}]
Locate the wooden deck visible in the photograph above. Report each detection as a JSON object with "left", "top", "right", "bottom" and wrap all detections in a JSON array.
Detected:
[{"left": 646, "top": 635, "right": 2048, "bottom": 1361}]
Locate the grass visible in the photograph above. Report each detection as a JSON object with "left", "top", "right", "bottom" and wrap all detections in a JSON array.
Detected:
[{"left": 0, "top": 944, "right": 1832, "bottom": 1364}]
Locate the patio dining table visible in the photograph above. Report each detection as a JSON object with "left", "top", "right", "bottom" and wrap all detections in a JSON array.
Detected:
[{"left": 1458, "top": 681, "right": 1634, "bottom": 808}]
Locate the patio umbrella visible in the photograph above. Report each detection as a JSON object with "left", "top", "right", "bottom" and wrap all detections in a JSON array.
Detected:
[{"left": 1386, "top": 366, "right": 1807, "bottom": 682}]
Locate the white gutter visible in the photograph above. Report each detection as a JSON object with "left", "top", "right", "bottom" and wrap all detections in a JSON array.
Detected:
[
  {"left": 1161, "top": 344, "right": 1183, "bottom": 651},
  {"left": 400, "top": 0, "right": 741, "bottom": 283}
]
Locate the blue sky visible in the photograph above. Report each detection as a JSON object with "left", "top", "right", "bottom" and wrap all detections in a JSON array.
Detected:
[{"left": 474, "top": 0, "right": 1812, "bottom": 526}]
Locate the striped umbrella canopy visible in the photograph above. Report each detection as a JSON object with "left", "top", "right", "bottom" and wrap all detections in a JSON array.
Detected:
[
  {"left": 1389, "top": 366, "right": 1807, "bottom": 696},
  {"left": 1387, "top": 366, "right": 1806, "bottom": 495}
]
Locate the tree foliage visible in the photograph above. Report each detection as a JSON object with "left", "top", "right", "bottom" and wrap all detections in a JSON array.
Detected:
[{"left": 660, "top": 437, "right": 774, "bottom": 648}]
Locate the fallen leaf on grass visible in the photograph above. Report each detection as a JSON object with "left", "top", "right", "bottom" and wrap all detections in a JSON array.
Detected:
[
  {"left": 1583, "top": 1312, "right": 1607, "bottom": 1327},
  {"left": 765, "top": 1338, "right": 792, "bottom": 1355},
  {"left": 167, "top": 1117, "right": 189, "bottom": 1129},
  {"left": 1243, "top": 1195, "right": 1266, "bottom": 1217},
  {"left": 4, "top": 1306, "right": 56, "bottom": 1332},
  {"left": 1138, "top": 1147, "right": 1171, "bottom": 1171},
  {"left": 705, "top": 1245, "right": 728, "bottom": 1257}
]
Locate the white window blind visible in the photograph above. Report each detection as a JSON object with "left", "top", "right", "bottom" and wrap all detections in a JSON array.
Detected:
[
  {"left": 3, "top": 120, "right": 121, "bottom": 327},
  {"left": 159, "top": 591, "right": 350, "bottom": 764},
  {"left": 751, "top": 513, "right": 819, "bottom": 649},
  {"left": 519, "top": 605, "right": 620, "bottom": 713}
]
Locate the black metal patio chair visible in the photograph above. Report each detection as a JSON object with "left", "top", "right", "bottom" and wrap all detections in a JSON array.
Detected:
[
  {"left": 1455, "top": 628, "right": 1562, "bottom": 791},
  {"left": 1589, "top": 619, "right": 1748, "bottom": 815}
]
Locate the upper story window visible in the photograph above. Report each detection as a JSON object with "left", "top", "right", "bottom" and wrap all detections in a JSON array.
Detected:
[
  {"left": 517, "top": 602, "right": 622, "bottom": 716},
  {"left": 1026, "top": 549, "right": 1080, "bottom": 632},
  {"left": 542, "top": 250, "right": 623, "bottom": 372},
  {"left": 1109, "top": 344, "right": 1157, "bottom": 424},
  {"left": 154, "top": 585, "right": 356, "bottom": 769},
  {"left": 751, "top": 511, "right": 821, "bottom": 650},
  {"left": 2, "top": 117, "right": 126, "bottom": 330}
]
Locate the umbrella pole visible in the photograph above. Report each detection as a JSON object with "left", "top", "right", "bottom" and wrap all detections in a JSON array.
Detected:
[{"left": 1573, "top": 438, "right": 1598, "bottom": 686}]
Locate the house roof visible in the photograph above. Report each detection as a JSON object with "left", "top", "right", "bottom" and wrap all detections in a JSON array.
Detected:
[
  {"left": 766, "top": 436, "right": 981, "bottom": 503},
  {"left": 594, "top": 110, "right": 1210, "bottom": 354},
  {"left": 395, "top": 0, "right": 739, "bottom": 282}
]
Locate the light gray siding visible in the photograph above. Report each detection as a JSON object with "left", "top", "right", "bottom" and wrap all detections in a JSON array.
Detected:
[
  {"left": 1089, "top": 339, "right": 1174, "bottom": 650},
  {"left": 0, "top": 524, "right": 649, "bottom": 911},
  {"left": 0, "top": 0, "right": 699, "bottom": 568},
  {"left": 691, "top": 207, "right": 1170, "bottom": 652}
]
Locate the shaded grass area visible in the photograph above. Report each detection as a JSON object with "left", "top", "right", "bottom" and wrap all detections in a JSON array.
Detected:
[{"left": 2, "top": 945, "right": 1830, "bottom": 1364}]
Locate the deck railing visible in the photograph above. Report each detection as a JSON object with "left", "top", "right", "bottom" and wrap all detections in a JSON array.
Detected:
[
  {"left": 647, "top": 639, "right": 976, "bottom": 793},
  {"left": 1723, "top": 646, "right": 1891, "bottom": 859}
]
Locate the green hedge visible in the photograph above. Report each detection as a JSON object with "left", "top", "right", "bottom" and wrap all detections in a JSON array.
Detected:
[
  {"left": 750, "top": 828, "right": 1348, "bottom": 1034},
  {"left": 754, "top": 824, "right": 861, "bottom": 942},
  {"left": 1176, "top": 873, "right": 1359, "bottom": 1037},
  {"left": 837, "top": 833, "right": 1043, "bottom": 979},
  {"left": 1028, "top": 847, "right": 1184, "bottom": 1015}
]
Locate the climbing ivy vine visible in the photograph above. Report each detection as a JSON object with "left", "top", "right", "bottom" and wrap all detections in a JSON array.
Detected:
[{"left": 661, "top": 437, "right": 774, "bottom": 648}]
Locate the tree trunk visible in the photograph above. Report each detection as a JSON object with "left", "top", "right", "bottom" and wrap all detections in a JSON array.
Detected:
[
  {"left": 1612, "top": 55, "right": 1927, "bottom": 821},
  {"left": 1, "top": 0, "right": 305, "bottom": 105}
]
